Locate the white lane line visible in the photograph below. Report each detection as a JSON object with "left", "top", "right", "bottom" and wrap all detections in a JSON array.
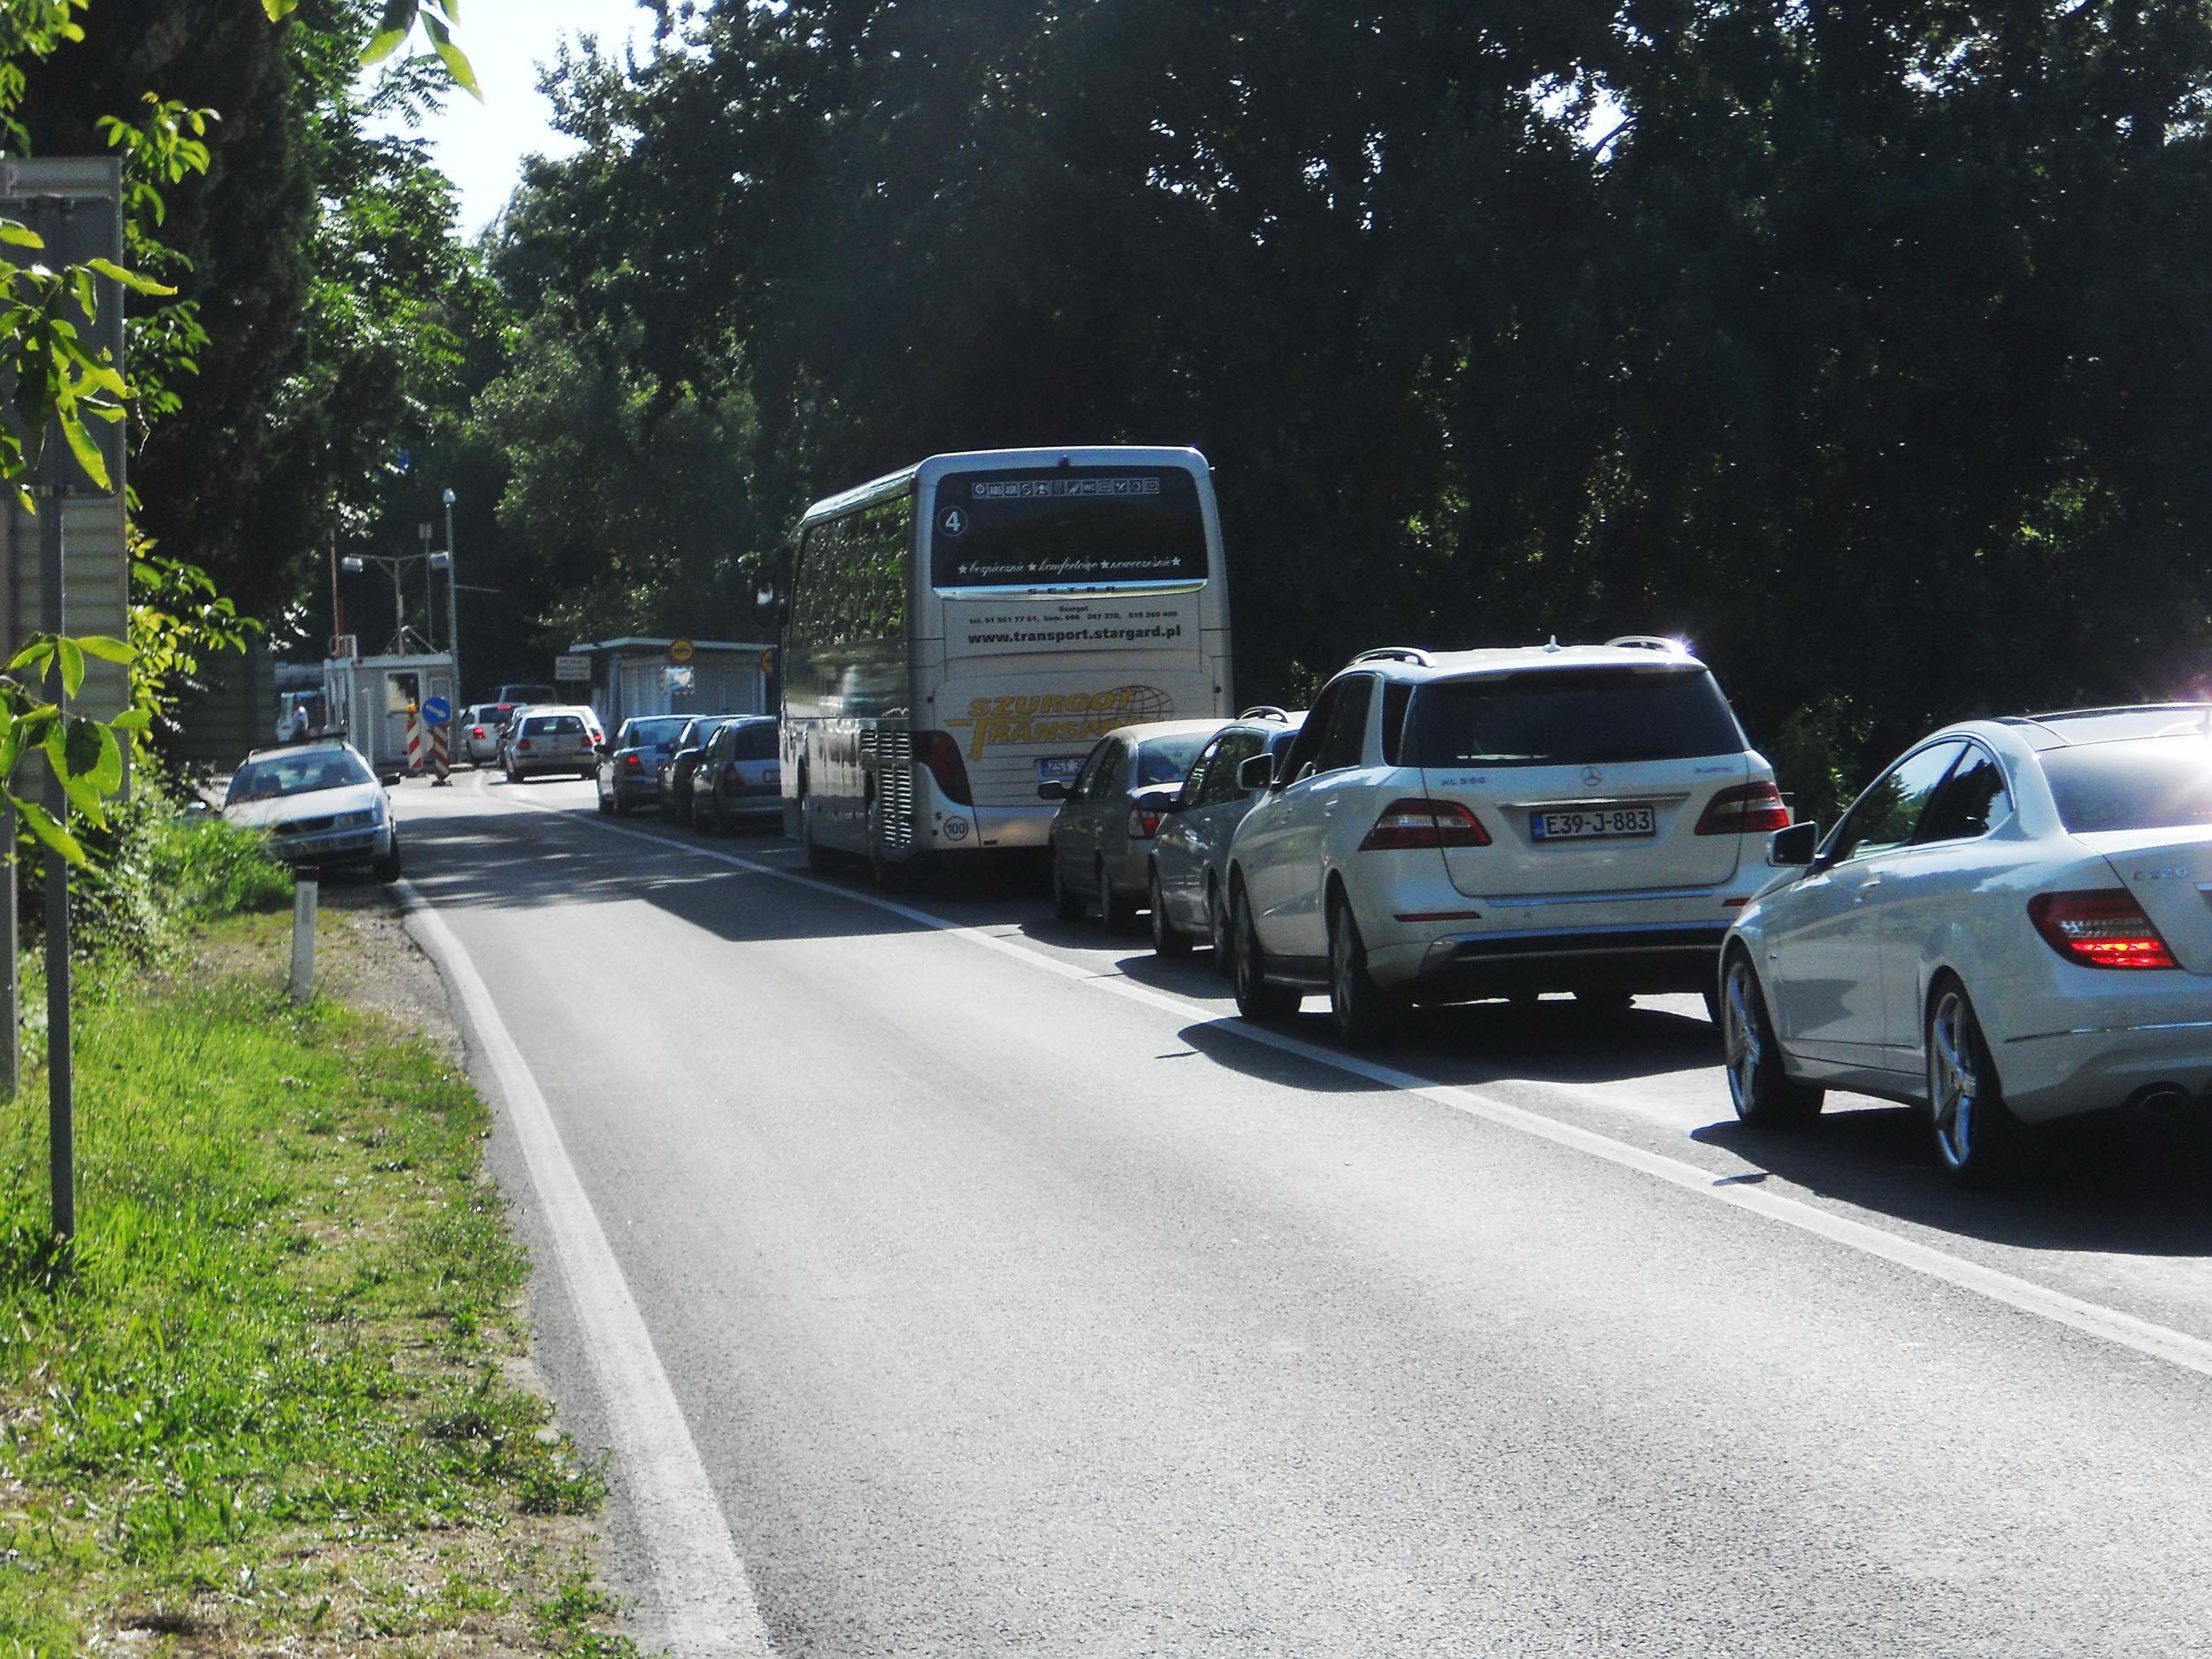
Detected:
[
  {"left": 396, "top": 879, "right": 778, "bottom": 1659},
  {"left": 491, "top": 795, "right": 2212, "bottom": 1383}
]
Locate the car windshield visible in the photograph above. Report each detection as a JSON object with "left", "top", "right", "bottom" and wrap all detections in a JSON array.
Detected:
[
  {"left": 227, "top": 749, "right": 373, "bottom": 803},
  {"left": 1135, "top": 733, "right": 1212, "bottom": 787},
  {"left": 2040, "top": 739, "right": 2212, "bottom": 833},
  {"left": 1406, "top": 667, "right": 1744, "bottom": 768},
  {"left": 625, "top": 717, "right": 690, "bottom": 750}
]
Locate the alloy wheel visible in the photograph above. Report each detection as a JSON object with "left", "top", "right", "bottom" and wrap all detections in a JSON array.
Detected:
[{"left": 1929, "top": 989, "right": 1980, "bottom": 1171}]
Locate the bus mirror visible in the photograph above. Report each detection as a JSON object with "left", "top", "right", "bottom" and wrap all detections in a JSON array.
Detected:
[{"left": 1237, "top": 754, "right": 1276, "bottom": 793}]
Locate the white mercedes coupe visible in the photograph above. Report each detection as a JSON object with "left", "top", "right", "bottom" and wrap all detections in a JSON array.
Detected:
[{"left": 1721, "top": 705, "right": 2212, "bottom": 1185}]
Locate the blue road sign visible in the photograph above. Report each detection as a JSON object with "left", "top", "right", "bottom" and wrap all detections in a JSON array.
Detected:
[{"left": 421, "top": 695, "right": 452, "bottom": 727}]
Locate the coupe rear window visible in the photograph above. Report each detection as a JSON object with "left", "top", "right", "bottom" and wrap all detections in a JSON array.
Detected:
[
  {"left": 729, "top": 723, "right": 777, "bottom": 761},
  {"left": 1406, "top": 668, "right": 1745, "bottom": 769},
  {"left": 1135, "top": 733, "right": 1211, "bottom": 787},
  {"left": 2040, "top": 740, "right": 2212, "bottom": 833}
]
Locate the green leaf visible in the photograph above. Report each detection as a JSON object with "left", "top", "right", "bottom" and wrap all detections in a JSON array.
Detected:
[
  {"left": 7, "top": 641, "right": 52, "bottom": 674},
  {"left": 262, "top": 0, "right": 297, "bottom": 17},
  {"left": 85, "top": 258, "right": 177, "bottom": 298},
  {"left": 73, "top": 635, "right": 134, "bottom": 664},
  {"left": 432, "top": 35, "right": 481, "bottom": 98},
  {"left": 54, "top": 639, "right": 83, "bottom": 699},
  {"left": 360, "top": 26, "right": 408, "bottom": 65},
  {"left": 108, "top": 708, "right": 151, "bottom": 733},
  {"left": 0, "top": 221, "right": 42, "bottom": 250},
  {"left": 58, "top": 415, "right": 110, "bottom": 494},
  {"left": 15, "top": 799, "right": 83, "bottom": 866}
]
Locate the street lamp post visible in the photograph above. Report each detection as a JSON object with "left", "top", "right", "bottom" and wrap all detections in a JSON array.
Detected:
[
  {"left": 437, "top": 488, "right": 459, "bottom": 695},
  {"left": 341, "top": 550, "right": 434, "bottom": 656}
]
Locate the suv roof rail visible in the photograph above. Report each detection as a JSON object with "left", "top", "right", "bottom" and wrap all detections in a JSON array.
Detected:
[
  {"left": 1350, "top": 647, "right": 1433, "bottom": 668},
  {"left": 1603, "top": 634, "right": 1686, "bottom": 654},
  {"left": 1236, "top": 704, "right": 1292, "bottom": 723}
]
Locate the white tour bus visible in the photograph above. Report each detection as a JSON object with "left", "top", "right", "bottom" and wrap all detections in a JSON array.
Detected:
[{"left": 764, "top": 445, "right": 1233, "bottom": 877}]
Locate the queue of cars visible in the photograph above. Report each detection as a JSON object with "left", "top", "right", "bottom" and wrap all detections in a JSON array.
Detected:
[{"left": 1034, "top": 638, "right": 2212, "bottom": 1188}]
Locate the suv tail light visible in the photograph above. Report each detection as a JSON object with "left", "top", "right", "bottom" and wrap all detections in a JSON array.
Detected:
[
  {"left": 1360, "top": 798, "right": 1491, "bottom": 851},
  {"left": 1696, "top": 781, "right": 1791, "bottom": 836},
  {"left": 1127, "top": 804, "right": 1165, "bottom": 841},
  {"left": 2028, "top": 889, "right": 2178, "bottom": 970},
  {"left": 913, "top": 730, "right": 972, "bottom": 806}
]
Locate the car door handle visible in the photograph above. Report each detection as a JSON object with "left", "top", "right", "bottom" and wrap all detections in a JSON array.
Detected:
[{"left": 1853, "top": 877, "right": 1883, "bottom": 903}]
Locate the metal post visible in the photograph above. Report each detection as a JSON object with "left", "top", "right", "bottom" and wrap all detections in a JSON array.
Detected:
[
  {"left": 0, "top": 798, "right": 15, "bottom": 1101},
  {"left": 288, "top": 876, "right": 318, "bottom": 1003},
  {"left": 442, "top": 489, "right": 459, "bottom": 695},
  {"left": 36, "top": 195, "right": 73, "bottom": 1248}
]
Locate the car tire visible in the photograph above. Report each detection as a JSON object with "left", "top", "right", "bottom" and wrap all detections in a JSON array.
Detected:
[
  {"left": 1232, "top": 882, "right": 1300, "bottom": 1022},
  {"left": 373, "top": 837, "right": 402, "bottom": 884},
  {"left": 596, "top": 785, "right": 613, "bottom": 815},
  {"left": 1100, "top": 858, "right": 1140, "bottom": 933},
  {"left": 1050, "top": 853, "right": 1086, "bottom": 922},
  {"left": 1149, "top": 864, "right": 1192, "bottom": 957},
  {"left": 1927, "top": 977, "right": 2021, "bottom": 1187},
  {"left": 695, "top": 793, "right": 717, "bottom": 834},
  {"left": 1721, "top": 950, "right": 1824, "bottom": 1128},
  {"left": 1327, "top": 893, "right": 1402, "bottom": 1049},
  {"left": 1575, "top": 989, "right": 1635, "bottom": 1011},
  {"left": 580, "top": 769, "right": 595, "bottom": 782},
  {"left": 1206, "top": 878, "right": 1233, "bottom": 975}
]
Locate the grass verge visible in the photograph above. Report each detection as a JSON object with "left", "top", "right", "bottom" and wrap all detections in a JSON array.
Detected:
[{"left": 0, "top": 897, "right": 641, "bottom": 1656}]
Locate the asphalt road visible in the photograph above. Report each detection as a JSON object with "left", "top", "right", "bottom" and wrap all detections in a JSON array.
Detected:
[{"left": 394, "top": 767, "right": 2212, "bottom": 1658}]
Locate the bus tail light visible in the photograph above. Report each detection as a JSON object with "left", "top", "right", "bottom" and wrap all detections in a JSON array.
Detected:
[
  {"left": 1697, "top": 782, "right": 1791, "bottom": 835},
  {"left": 2028, "top": 890, "right": 2178, "bottom": 970},
  {"left": 913, "top": 731, "right": 972, "bottom": 806},
  {"left": 1360, "top": 799, "right": 1490, "bottom": 850}
]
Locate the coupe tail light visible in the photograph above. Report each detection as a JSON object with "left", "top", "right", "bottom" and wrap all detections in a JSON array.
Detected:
[
  {"left": 913, "top": 730, "right": 972, "bottom": 806},
  {"left": 518, "top": 739, "right": 533, "bottom": 752},
  {"left": 2028, "top": 889, "right": 2178, "bottom": 970},
  {"left": 1127, "top": 805, "right": 1164, "bottom": 841},
  {"left": 724, "top": 763, "right": 741, "bottom": 784},
  {"left": 1696, "top": 781, "right": 1791, "bottom": 836},
  {"left": 1360, "top": 798, "right": 1491, "bottom": 851}
]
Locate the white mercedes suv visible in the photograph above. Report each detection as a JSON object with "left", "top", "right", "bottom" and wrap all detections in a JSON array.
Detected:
[{"left": 1223, "top": 638, "right": 1788, "bottom": 1045}]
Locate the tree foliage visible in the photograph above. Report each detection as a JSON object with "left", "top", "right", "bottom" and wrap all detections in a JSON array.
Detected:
[{"left": 479, "top": 0, "right": 2212, "bottom": 803}]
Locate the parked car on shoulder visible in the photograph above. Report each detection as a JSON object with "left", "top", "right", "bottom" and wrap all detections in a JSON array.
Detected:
[
  {"left": 223, "top": 736, "right": 400, "bottom": 881},
  {"left": 597, "top": 714, "right": 694, "bottom": 814},
  {"left": 1225, "top": 638, "right": 1786, "bottom": 1047},
  {"left": 658, "top": 715, "right": 741, "bottom": 825},
  {"left": 689, "top": 717, "right": 782, "bottom": 832},
  {"left": 504, "top": 707, "right": 601, "bottom": 782},
  {"left": 1147, "top": 708, "right": 1305, "bottom": 964},
  {"left": 1722, "top": 703, "right": 2212, "bottom": 1187},
  {"left": 1045, "top": 718, "right": 1232, "bottom": 929}
]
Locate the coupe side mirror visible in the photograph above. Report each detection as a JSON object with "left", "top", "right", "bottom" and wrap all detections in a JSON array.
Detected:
[
  {"left": 1237, "top": 754, "right": 1277, "bottom": 793},
  {"left": 1038, "top": 780, "right": 1069, "bottom": 803},
  {"left": 1768, "top": 821, "right": 1819, "bottom": 867}
]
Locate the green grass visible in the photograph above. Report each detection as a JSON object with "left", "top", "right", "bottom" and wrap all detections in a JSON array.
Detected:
[{"left": 0, "top": 910, "right": 641, "bottom": 1655}]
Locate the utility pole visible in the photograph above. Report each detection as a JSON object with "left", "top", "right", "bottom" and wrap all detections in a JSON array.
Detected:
[{"left": 441, "top": 488, "right": 459, "bottom": 695}]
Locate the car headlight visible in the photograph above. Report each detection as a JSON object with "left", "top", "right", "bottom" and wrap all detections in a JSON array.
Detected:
[{"left": 332, "top": 808, "right": 380, "bottom": 830}]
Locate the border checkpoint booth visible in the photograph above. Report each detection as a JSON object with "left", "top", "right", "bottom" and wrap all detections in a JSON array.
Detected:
[
  {"left": 565, "top": 638, "right": 776, "bottom": 733},
  {"left": 323, "top": 651, "right": 457, "bottom": 775}
]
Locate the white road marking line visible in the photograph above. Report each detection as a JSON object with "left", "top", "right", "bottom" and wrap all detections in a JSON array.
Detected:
[
  {"left": 395, "top": 879, "right": 778, "bottom": 1659},
  {"left": 487, "top": 794, "right": 2212, "bottom": 1383}
]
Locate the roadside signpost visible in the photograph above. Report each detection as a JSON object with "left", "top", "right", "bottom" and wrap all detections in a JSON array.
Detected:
[
  {"left": 555, "top": 652, "right": 590, "bottom": 684},
  {"left": 422, "top": 695, "right": 452, "bottom": 785},
  {"left": 668, "top": 638, "right": 695, "bottom": 664}
]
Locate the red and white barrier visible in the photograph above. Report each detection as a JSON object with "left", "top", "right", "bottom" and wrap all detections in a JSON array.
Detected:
[
  {"left": 429, "top": 721, "right": 449, "bottom": 785},
  {"left": 405, "top": 712, "right": 423, "bottom": 774}
]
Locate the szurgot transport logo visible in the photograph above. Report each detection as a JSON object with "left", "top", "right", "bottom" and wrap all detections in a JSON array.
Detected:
[{"left": 944, "top": 685, "right": 1175, "bottom": 759}]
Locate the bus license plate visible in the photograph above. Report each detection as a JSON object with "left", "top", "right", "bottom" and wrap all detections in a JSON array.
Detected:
[
  {"left": 1036, "top": 757, "right": 1084, "bottom": 782},
  {"left": 1532, "top": 805, "right": 1656, "bottom": 841}
]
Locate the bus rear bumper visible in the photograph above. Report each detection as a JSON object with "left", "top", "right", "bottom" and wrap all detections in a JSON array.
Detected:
[{"left": 935, "top": 803, "right": 1054, "bottom": 851}]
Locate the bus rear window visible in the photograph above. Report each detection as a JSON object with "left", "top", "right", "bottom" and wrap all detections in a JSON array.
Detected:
[
  {"left": 930, "top": 466, "right": 1207, "bottom": 588},
  {"left": 1407, "top": 668, "right": 1746, "bottom": 769},
  {"left": 2040, "top": 740, "right": 2212, "bottom": 833}
]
